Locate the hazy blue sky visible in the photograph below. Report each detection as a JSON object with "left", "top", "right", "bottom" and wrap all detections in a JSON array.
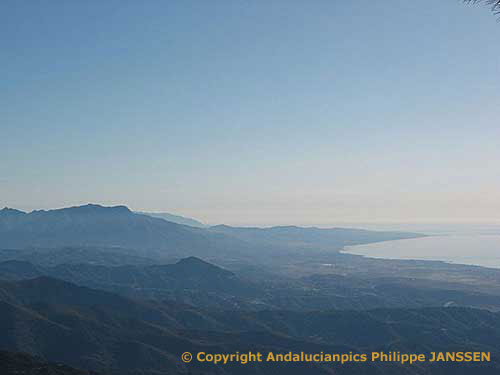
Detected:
[{"left": 2, "top": 0, "right": 499, "bottom": 226}]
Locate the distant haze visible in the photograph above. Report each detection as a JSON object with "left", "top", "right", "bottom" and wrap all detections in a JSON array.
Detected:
[
  {"left": 136, "top": 211, "right": 206, "bottom": 228},
  {"left": 1, "top": 1, "right": 499, "bottom": 226}
]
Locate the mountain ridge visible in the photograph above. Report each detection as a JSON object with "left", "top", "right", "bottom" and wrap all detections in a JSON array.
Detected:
[
  {"left": 0, "top": 204, "right": 424, "bottom": 261},
  {"left": 1, "top": 276, "right": 500, "bottom": 374},
  {"left": 136, "top": 211, "right": 206, "bottom": 227}
]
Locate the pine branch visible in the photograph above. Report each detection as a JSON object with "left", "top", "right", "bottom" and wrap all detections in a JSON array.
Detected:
[{"left": 464, "top": 0, "right": 500, "bottom": 15}]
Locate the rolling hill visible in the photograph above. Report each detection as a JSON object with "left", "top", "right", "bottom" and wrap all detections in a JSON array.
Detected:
[
  {"left": 0, "top": 276, "right": 499, "bottom": 374},
  {"left": 2, "top": 257, "right": 500, "bottom": 312}
]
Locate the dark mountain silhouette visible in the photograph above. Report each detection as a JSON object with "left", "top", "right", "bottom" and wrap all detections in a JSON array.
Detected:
[
  {"left": 0, "top": 257, "right": 259, "bottom": 309},
  {"left": 0, "top": 208, "right": 26, "bottom": 230},
  {"left": 0, "top": 277, "right": 327, "bottom": 374},
  {"left": 0, "top": 207, "right": 25, "bottom": 218},
  {"left": 0, "top": 256, "right": 240, "bottom": 288},
  {"left": 2, "top": 257, "right": 500, "bottom": 312},
  {"left": 0, "top": 204, "right": 423, "bottom": 262},
  {"left": 0, "top": 350, "right": 95, "bottom": 375},
  {"left": 0, "top": 277, "right": 500, "bottom": 374},
  {"left": 0, "top": 204, "right": 236, "bottom": 259}
]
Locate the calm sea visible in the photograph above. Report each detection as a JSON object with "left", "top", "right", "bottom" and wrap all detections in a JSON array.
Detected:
[
  {"left": 345, "top": 234, "right": 500, "bottom": 268},
  {"left": 341, "top": 224, "right": 500, "bottom": 269}
]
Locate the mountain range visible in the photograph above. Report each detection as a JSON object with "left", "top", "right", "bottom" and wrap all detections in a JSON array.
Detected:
[
  {"left": 1, "top": 256, "right": 500, "bottom": 312},
  {"left": 2, "top": 204, "right": 499, "bottom": 374},
  {"left": 1, "top": 276, "right": 500, "bottom": 375},
  {"left": 0, "top": 204, "right": 424, "bottom": 263}
]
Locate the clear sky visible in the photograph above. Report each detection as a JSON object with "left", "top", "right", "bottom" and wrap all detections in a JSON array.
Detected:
[{"left": 1, "top": 0, "right": 499, "bottom": 226}]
